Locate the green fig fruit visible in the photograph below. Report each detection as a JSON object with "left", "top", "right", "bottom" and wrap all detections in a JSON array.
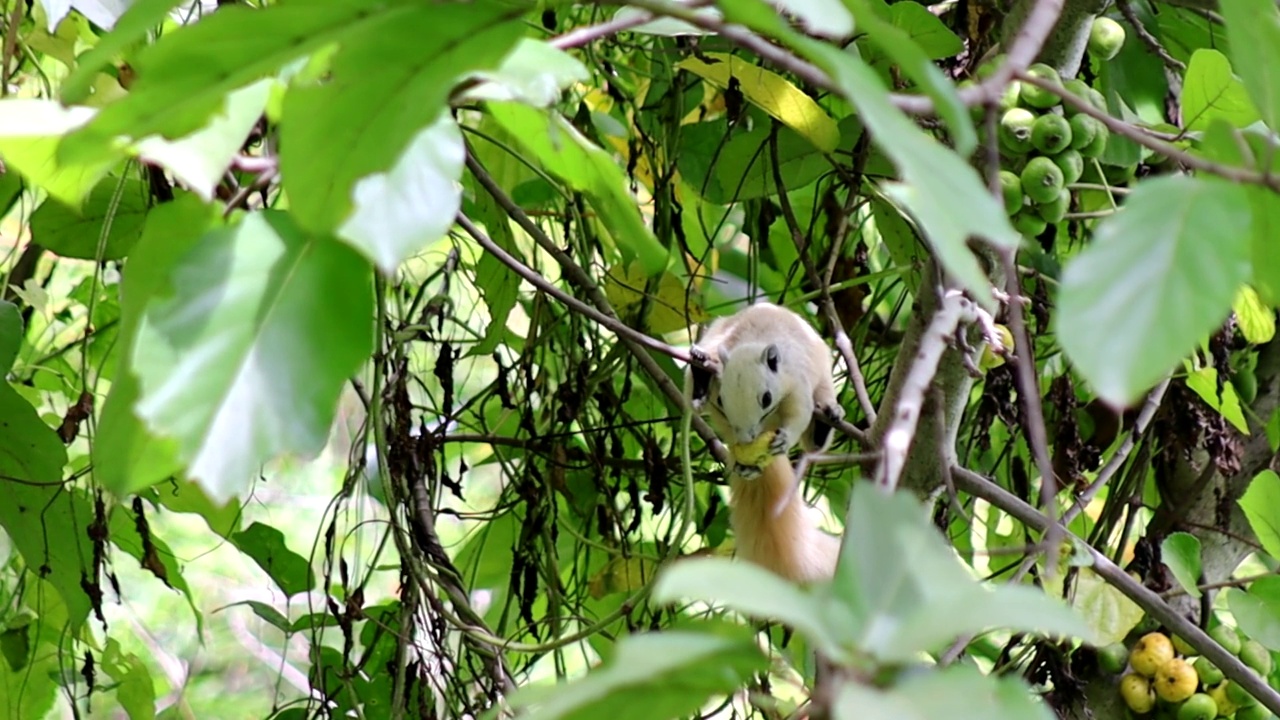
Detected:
[
  {"left": 1032, "top": 113, "right": 1074, "bottom": 154},
  {"left": 1090, "top": 17, "right": 1127, "bottom": 61},
  {"left": 1021, "top": 156, "right": 1066, "bottom": 204}
]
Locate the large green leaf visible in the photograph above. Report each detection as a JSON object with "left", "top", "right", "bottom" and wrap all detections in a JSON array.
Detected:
[
  {"left": 1057, "top": 176, "right": 1251, "bottom": 405},
  {"left": 0, "top": 100, "right": 116, "bottom": 207},
  {"left": 486, "top": 101, "right": 669, "bottom": 275},
  {"left": 1181, "top": 49, "right": 1260, "bottom": 132},
  {"left": 459, "top": 38, "right": 590, "bottom": 108},
  {"left": 1220, "top": 0, "right": 1280, "bottom": 132},
  {"left": 799, "top": 42, "right": 1019, "bottom": 309},
  {"left": 1240, "top": 470, "right": 1280, "bottom": 561},
  {"left": 95, "top": 195, "right": 218, "bottom": 497},
  {"left": 1227, "top": 578, "right": 1280, "bottom": 651},
  {"left": 1070, "top": 567, "right": 1145, "bottom": 646},
  {"left": 100, "top": 638, "right": 157, "bottom": 720},
  {"left": 826, "top": 481, "right": 1093, "bottom": 663},
  {"left": 334, "top": 111, "right": 464, "bottom": 274},
  {"left": 131, "top": 211, "right": 374, "bottom": 504},
  {"left": 73, "top": 0, "right": 407, "bottom": 144},
  {"left": 29, "top": 176, "right": 148, "bottom": 260},
  {"left": 282, "top": 1, "right": 524, "bottom": 246},
  {"left": 505, "top": 630, "right": 768, "bottom": 720},
  {"left": 0, "top": 384, "right": 91, "bottom": 629},
  {"left": 835, "top": 664, "right": 1056, "bottom": 720},
  {"left": 653, "top": 557, "right": 841, "bottom": 658}
]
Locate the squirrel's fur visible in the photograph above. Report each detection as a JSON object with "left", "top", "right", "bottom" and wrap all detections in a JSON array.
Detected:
[{"left": 685, "top": 302, "right": 845, "bottom": 583}]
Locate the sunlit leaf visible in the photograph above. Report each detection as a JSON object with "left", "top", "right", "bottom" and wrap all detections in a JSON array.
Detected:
[
  {"left": 336, "top": 111, "right": 465, "bottom": 274},
  {"left": 677, "top": 52, "right": 841, "bottom": 153},
  {"left": 1181, "top": 49, "right": 1260, "bottom": 132},
  {"left": 1240, "top": 470, "right": 1280, "bottom": 561},
  {"left": 282, "top": 1, "right": 523, "bottom": 240},
  {"left": 1069, "top": 567, "right": 1145, "bottom": 646},
  {"left": 100, "top": 638, "right": 156, "bottom": 720},
  {"left": 460, "top": 38, "right": 589, "bottom": 107},
  {"left": 1057, "top": 176, "right": 1251, "bottom": 406},
  {"left": 131, "top": 211, "right": 373, "bottom": 504},
  {"left": 1234, "top": 285, "right": 1276, "bottom": 344},
  {"left": 1185, "top": 367, "right": 1249, "bottom": 434},
  {"left": 0, "top": 99, "right": 116, "bottom": 207},
  {"left": 836, "top": 664, "right": 1056, "bottom": 720}
]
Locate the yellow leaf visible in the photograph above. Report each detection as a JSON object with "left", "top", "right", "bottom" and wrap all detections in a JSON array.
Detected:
[
  {"left": 1234, "top": 285, "right": 1276, "bottom": 344},
  {"left": 1186, "top": 366, "right": 1250, "bottom": 435},
  {"left": 676, "top": 53, "right": 840, "bottom": 153},
  {"left": 604, "top": 262, "right": 707, "bottom": 334}
]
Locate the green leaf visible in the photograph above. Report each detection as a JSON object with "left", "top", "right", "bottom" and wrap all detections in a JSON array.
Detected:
[
  {"left": 0, "top": 626, "right": 27, "bottom": 672},
  {"left": 135, "top": 79, "right": 272, "bottom": 201},
  {"left": 334, "top": 111, "right": 464, "bottom": 274},
  {"left": 676, "top": 116, "right": 847, "bottom": 203},
  {"left": 1181, "top": 49, "right": 1260, "bottom": 132},
  {"left": 1057, "top": 176, "right": 1252, "bottom": 406},
  {"left": 1220, "top": 0, "right": 1280, "bottom": 132},
  {"left": 835, "top": 664, "right": 1055, "bottom": 720},
  {"left": 1227, "top": 577, "right": 1280, "bottom": 651},
  {"left": 677, "top": 52, "right": 841, "bottom": 153},
  {"left": 468, "top": 180, "right": 520, "bottom": 356},
  {"left": 60, "top": 0, "right": 187, "bottom": 104},
  {"left": 0, "top": 301, "right": 19, "bottom": 373},
  {"left": 0, "top": 627, "right": 58, "bottom": 719},
  {"left": 77, "top": 1, "right": 413, "bottom": 144},
  {"left": 774, "top": 0, "right": 853, "bottom": 37},
  {"left": 487, "top": 101, "right": 669, "bottom": 275},
  {"left": 505, "top": 630, "right": 769, "bottom": 720},
  {"left": 1161, "top": 532, "right": 1203, "bottom": 599},
  {"left": 152, "top": 479, "right": 241, "bottom": 540},
  {"left": 0, "top": 100, "right": 117, "bottom": 207},
  {"left": 28, "top": 176, "right": 148, "bottom": 260},
  {"left": 0, "top": 385, "right": 90, "bottom": 628},
  {"left": 459, "top": 38, "right": 590, "bottom": 107},
  {"left": 1234, "top": 285, "right": 1276, "bottom": 344},
  {"left": 95, "top": 195, "right": 218, "bottom": 497},
  {"left": 653, "top": 557, "right": 837, "bottom": 656},
  {"left": 828, "top": 481, "right": 1093, "bottom": 662},
  {"left": 1240, "top": 469, "right": 1280, "bottom": 560},
  {"left": 131, "top": 211, "right": 374, "bottom": 504},
  {"left": 281, "top": 1, "right": 523, "bottom": 240},
  {"left": 1070, "top": 567, "right": 1146, "bottom": 646},
  {"left": 800, "top": 42, "right": 1019, "bottom": 309},
  {"left": 230, "top": 522, "right": 316, "bottom": 597}
]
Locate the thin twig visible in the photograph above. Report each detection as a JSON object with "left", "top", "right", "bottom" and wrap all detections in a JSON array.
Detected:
[
  {"left": 1062, "top": 377, "right": 1171, "bottom": 525},
  {"left": 548, "top": 0, "right": 714, "bottom": 49},
  {"left": 1115, "top": 0, "right": 1186, "bottom": 74},
  {"left": 1019, "top": 72, "right": 1280, "bottom": 193},
  {"left": 464, "top": 154, "right": 728, "bottom": 462}
]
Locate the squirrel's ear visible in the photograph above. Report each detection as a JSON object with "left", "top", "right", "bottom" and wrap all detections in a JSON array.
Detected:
[{"left": 762, "top": 344, "right": 779, "bottom": 372}]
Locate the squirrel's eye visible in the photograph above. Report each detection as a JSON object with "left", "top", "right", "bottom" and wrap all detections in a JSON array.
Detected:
[{"left": 760, "top": 391, "right": 772, "bottom": 409}]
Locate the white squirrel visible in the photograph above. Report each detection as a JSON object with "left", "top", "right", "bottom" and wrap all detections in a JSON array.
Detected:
[{"left": 685, "top": 302, "right": 845, "bottom": 584}]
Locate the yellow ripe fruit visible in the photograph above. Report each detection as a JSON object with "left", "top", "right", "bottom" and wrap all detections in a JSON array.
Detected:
[
  {"left": 1131, "top": 633, "right": 1176, "bottom": 677},
  {"left": 1209, "top": 683, "right": 1240, "bottom": 717},
  {"left": 1121, "top": 672, "right": 1158, "bottom": 714},
  {"left": 730, "top": 430, "right": 776, "bottom": 469},
  {"left": 1154, "top": 658, "right": 1199, "bottom": 703}
]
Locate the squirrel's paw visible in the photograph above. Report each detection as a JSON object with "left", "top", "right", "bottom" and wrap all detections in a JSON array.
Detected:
[{"left": 767, "top": 428, "right": 791, "bottom": 456}]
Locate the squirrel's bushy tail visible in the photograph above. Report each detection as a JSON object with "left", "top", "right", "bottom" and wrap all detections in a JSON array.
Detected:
[{"left": 729, "top": 457, "right": 840, "bottom": 583}]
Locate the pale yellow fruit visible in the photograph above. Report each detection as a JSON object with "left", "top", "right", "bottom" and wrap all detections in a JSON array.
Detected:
[
  {"left": 1121, "top": 672, "right": 1157, "bottom": 714},
  {"left": 1131, "top": 633, "right": 1176, "bottom": 677},
  {"left": 730, "top": 430, "right": 777, "bottom": 469},
  {"left": 1154, "top": 658, "right": 1199, "bottom": 703},
  {"left": 1209, "top": 682, "right": 1240, "bottom": 717}
]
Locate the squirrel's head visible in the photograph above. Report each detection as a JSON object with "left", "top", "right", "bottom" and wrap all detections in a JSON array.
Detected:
[{"left": 716, "top": 342, "right": 784, "bottom": 444}]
